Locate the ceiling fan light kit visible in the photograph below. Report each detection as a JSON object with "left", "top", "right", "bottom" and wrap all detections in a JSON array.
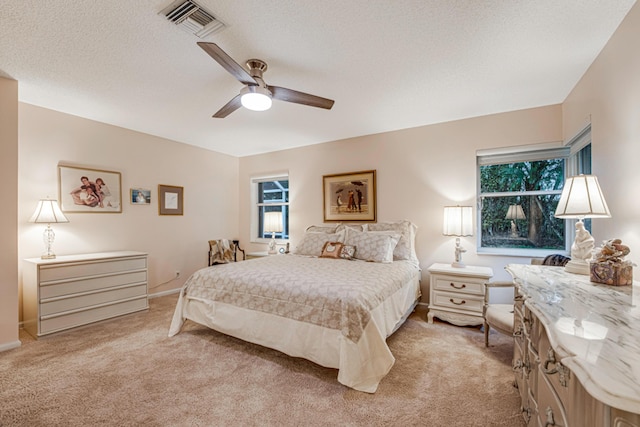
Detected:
[
  {"left": 197, "top": 42, "right": 335, "bottom": 118},
  {"left": 240, "top": 86, "right": 272, "bottom": 111}
]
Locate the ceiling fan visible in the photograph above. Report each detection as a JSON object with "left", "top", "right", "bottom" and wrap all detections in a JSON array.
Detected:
[{"left": 197, "top": 42, "right": 335, "bottom": 118}]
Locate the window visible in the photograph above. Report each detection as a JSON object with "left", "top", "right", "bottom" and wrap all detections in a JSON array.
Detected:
[
  {"left": 477, "top": 127, "right": 592, "bottom": 256},
  {"left": 251, "top": 175, "right": 289, "bottom": 242}
]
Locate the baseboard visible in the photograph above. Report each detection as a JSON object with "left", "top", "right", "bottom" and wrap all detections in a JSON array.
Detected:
[
  {"left": 149, "top": 287, "right": 181, "bottom": 299},
  {"left": 417, "top": 302, "right": 429, "bottom": 309},
  {"left": 0, "top": 340, "right": 22, "bottom": 352}
]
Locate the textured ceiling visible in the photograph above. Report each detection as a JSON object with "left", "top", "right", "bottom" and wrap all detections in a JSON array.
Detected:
[{"left": 0, "top": 0, "right": 636, "bottom": 157}]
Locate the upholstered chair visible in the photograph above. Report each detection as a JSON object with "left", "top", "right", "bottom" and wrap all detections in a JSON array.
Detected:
[{"left": 483, "top": 254, "right": 570, "bottom": 346}]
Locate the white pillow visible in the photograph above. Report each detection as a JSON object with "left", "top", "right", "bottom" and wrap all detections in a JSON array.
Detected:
[
  {"left": 343, "top": 228, "right": 400, "bottom": 263},
  {"left": 365, "top": 220, "right": 418, "bottom": 264},
  {"left": 305, "top": 224, "right": 339, "bottom": 233},
  {"left": 293, "top": 232, "right": 344, "bottom": 256}
]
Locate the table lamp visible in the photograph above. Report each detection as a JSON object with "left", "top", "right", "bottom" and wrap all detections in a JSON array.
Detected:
[
  {"left": 505, "top": 204, "right": 526, "bottom": 238},
  {"left": 264, "top": 211, "right": 283, "bottom": 254},
  {"left": 554, "top": 175, "right": 611, "bottom": 275},
  {"left": 29, "top": 198, "right": 69, "bottom": 259},
  {"left": 443, "top": 205, "right": 473, "bottom": 268}
]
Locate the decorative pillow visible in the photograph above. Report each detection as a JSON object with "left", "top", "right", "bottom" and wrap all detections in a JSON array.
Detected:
[
  {"left": 320, "top": 241, "right": 344, "bottom": 259},
  {"left": 305, "top": 224, "right": 339, "bottom": 233},
  {"left": 365, "top": 220, "right": 418, "bottom": 264},
  {"left": 343, "top": 228, "right": 400, "bottom": 263},
  {"left": 293, "top": 232, "right": 344, "bottom": 256},
  {"left": 340, "top": 245, "right": 356, "bottom": 260}
]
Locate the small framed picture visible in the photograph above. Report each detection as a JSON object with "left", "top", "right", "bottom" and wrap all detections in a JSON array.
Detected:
[
  {"left": 58, "top": 164, "right": 122, "bottom": 213},
  {"left": 322, "top": 170, "right": 376, "bottom": 222},
  {"left": 158, "top": 184, "right": 183, "bottom": 215},
  {"left": 130, "top": 188, "right": 151, "bottom": 205}
]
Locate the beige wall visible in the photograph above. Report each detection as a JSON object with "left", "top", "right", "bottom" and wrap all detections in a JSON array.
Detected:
[
  {"left": 16, "top": 104, "right": 240, "bottom": 319},
  {"left": 0, "top": 78, "right": 20, "bottom": 351},
  {"left": 563, "top": 1, "right": 640, "bottom": 257},
  {"left": 239, "top": 105, "right": 564, "bottom": 299}
]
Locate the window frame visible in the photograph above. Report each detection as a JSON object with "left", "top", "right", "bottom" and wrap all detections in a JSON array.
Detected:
[
  {"left": 476, "top": 125, "right": 591, "bottom": 257},
  {"left": 250, "top": 173, "right": 289, "bottom": 244}
]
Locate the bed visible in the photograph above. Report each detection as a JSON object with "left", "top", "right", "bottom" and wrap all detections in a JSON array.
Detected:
[{"left": 169, "top": 221, "right": 421, "bottom": 392}]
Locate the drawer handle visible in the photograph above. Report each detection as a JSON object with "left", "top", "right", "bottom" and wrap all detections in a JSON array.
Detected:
[
  {"left": 513, "top": 359, "right": 523, "bottom": 372},
  {"left": 542, "top": 348, "right": 558, "bottom": 374},
  {"left": 542, "top": 348, "right": 570, "bottom": 387},
  {"left": 513, "top": 324, "right": 523, "bottom": 338},
  {"left": 449, "top": 282, "right": 466, "bottom": 289},
  {"left": 544, "top": 407, "right": 560, "bottom": 427},
  {"left": 512, "top": 357, "right": 530, "bottom": 374},
  {"left": 449, "top": 298, "right": 466, "bottom": 305}
]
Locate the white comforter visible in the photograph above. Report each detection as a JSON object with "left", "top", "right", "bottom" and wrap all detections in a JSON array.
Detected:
[{"left": 169, "top": 255, "right": 421, "bottom": 392}]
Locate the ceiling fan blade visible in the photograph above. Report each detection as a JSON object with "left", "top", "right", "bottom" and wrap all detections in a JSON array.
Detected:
[
  {"left": 269, "top": 86, "right": 335, "bottom": 110},
  {"left": 213, "top": 94, "right": 242, "bottom": 118},
  {"left": 197, "top": 42, "right": 257, "bottom": 86}
]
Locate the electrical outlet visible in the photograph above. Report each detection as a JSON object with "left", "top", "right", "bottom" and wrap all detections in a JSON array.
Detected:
[{"left": 175, "top": 270, "right": 180, "bottom": 278}]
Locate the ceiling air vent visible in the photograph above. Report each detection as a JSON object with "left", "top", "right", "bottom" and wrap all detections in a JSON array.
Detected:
[{"left": 161, "top": 0, "right": 226, "bottom": 38}]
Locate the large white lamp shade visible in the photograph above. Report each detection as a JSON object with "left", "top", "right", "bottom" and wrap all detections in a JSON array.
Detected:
[
  {"left": 554, "top": 175, "right": 611, "bottom": 275},
  {"left": 443, "top": 206, "right": 473, "bottom": 268}
]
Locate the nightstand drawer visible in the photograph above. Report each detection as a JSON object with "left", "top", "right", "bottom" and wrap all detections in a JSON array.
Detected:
[
  {"left": 432, "top": 290, "right": 484, "bottom": 313},
  {"left": 433, "top": 277, "right": 484, "bottom": 295}
]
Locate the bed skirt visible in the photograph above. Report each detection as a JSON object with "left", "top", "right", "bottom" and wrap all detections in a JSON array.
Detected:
[{"left": 169, "top": 270, "right": 420, "bottom": 393}]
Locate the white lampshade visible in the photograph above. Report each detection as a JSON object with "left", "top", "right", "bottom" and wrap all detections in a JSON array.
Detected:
[
  {"left": 29, "top": 199, "right": 69, "bottom": 224},
  {"left": 505, "top": 204, "right": 526, "bottom": 220},
  {"left": 443, "top": 206, "right": 473, "bottom": 237},
  {"left": 555, "top": 175, "right": 611, "bottom": 219},
  {"left": 264, "top": 211, "right": 283, "bottom": 233},
  {"left": 240, "top": 86, "right": 272, "bottom": 111},
  {"left": 555, "top": 175, "right": 611, "bottom": 275}
]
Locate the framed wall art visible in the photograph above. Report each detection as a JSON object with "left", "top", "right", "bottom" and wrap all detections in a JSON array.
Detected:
[
  {"left": 158, "top": 184, "right": 183, "bottom": 215},
  {"left": 130, "top": 188, "right": 151, "bottom": 205},
  {"left": 322, "top": 170, "right": 376, "bottom": 222},
  {"left": 58, "top": 164, "right": 122, "bottom": 213}
]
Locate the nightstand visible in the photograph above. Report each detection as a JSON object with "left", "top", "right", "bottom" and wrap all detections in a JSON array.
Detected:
[
  {"left": 427, "top": 263, "right": 493, "bottom": 326},
  {"left": 245, "top": 251, "right": 270, "bottom": 260}
]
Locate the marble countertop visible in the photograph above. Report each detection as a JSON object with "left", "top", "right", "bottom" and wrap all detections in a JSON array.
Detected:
[{"left": 506, "top": 264, "right": 640, "bottom": 414}]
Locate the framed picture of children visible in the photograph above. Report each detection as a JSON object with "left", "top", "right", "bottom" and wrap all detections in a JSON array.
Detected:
[
  {"left": 58, "top": 164, "right": 122, "bottom": 213},
  {"left": 130, "top": 188, "right": 151, "bottom": 205}
]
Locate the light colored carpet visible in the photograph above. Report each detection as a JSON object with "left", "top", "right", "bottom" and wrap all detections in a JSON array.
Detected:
[{"left": 0, "top": 295, "right": 524, "bottom": 426}]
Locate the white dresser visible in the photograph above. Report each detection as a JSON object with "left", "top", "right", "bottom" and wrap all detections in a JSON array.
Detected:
[
  {"left": 427, "top": 263, "right": 493, "bottom": 326},
  {"left": 23, "top": 251, "right": 148, "bottom": 338},
  {"left": 507, "top": 264, "right": 640, "bottom": 426}
]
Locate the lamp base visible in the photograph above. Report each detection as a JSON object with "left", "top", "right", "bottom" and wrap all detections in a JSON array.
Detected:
[
  {"left": 268, "top": 232, "right": 277, "bottom": 255},
  {"left": 41, "top": 225, "right": 56, "bottom": 260},
  {"left": 451, "top": 237, "right": 467, "bottom": 268},
  {"left": 564, "top": 259, "right": 590, "bottom": 275}
]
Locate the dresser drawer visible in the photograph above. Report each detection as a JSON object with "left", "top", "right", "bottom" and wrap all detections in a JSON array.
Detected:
[
  {"left": 40, "top": 270, "right": 147, "bottom": 299},
  {"left": 538, "top": 327, "right": 572, "bottom": 404},
  {"left": 24, "top": 251, "right": 148, "bottom": 338},
  {"left": 39, "top": 256, "right": 147, "bottom": 283},
  {"left": 432, "top": 290, "right": 484, "bottom": 313},
  {"left": 40, "top": 283, "right": 147, "bottom": 316},
  {"left": 433, "top": 277, "right": 484, "bottom": 295},
  {"left": 537, "top": 372, "right": 569, "bottom": 427},
  {"left": 40, "top": 296, "right": 148, "bottom": 335}
]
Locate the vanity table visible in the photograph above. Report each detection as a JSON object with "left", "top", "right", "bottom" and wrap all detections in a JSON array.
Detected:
[{"left": 506, "top": 264, "right": 640, "bottom": 426}]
